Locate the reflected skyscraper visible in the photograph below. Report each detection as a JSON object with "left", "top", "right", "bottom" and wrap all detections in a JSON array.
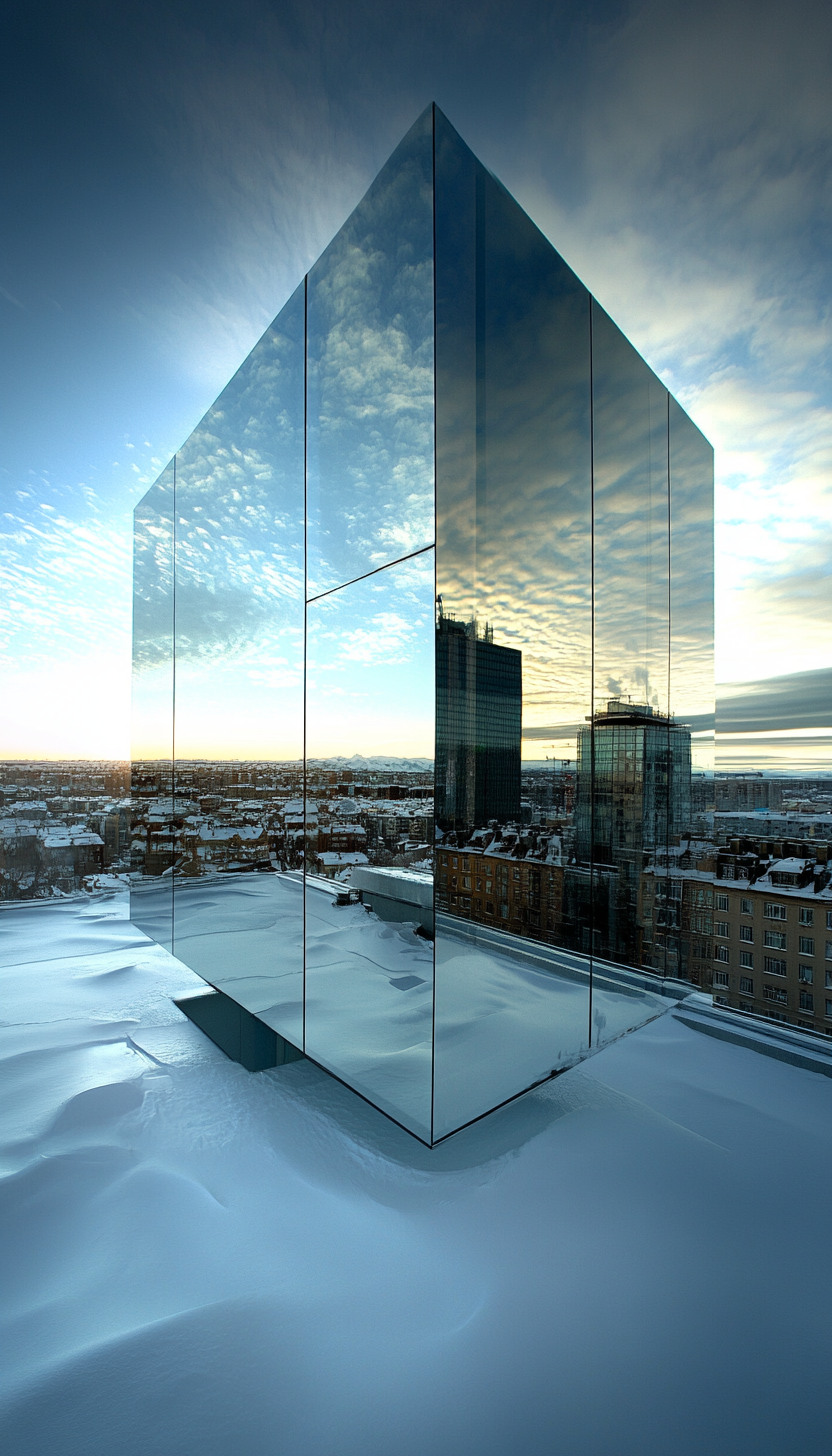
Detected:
[
  {"left": 132, "top": 104, "right": 714, "bottom": 1144},
  {"left": 570, "top": 699, "right": 694, "bottom": 969},
  {"left": 435, "top": 604, "right": 522, "bottom": 834},
  {"left": 575, "top": 700, "right": 693, "bottom": 864}
]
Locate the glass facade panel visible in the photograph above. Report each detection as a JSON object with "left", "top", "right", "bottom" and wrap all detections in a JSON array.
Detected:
[
  {"left": 131, "top": 463, "right": 175, "bottom": 952},
  {"left": 588, "top": 302, "right": 671, "bottom": 986},
  {"left": 305, "top": 106, "right": 435, "bottom": 598},
  {"left": 172, "top": 283, "right": 305, "bottom": 1043},
  {"left": 304, "top": 552, "right": 435, "bottom": 1140},
  {"left": 669, "top": 399, "right": 714, "bottom": 988},
  {"left": 669, "top": 399, "right": 714, "bottom": 750},
  {"left": 591, "top": 306, "right": 670, "bottom": 719},
  {"left": 433, "top": 116, "right": 594, "bottom": 1138},
  {"left": 131, "top": 103, "right": 715, "bottom": 1143}
]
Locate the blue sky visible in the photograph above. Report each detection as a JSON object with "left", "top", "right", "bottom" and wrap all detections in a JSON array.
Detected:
[{"left": 1, "top": 0, "right": 830, "bottom": 759}]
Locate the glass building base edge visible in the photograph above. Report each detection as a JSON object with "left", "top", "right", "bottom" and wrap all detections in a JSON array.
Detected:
[
  {"left": 169, "top": 921, "right": 698, "bottom": 1145},
  {"left": 300, "top": 1043, "right": 433, "bottom": 1146},
  {"left": 172, "top": 971, "right": 697, "bottom": 1145},
  {"left": 274, "top": 1047, "right": 432, "bottom": 1147}
]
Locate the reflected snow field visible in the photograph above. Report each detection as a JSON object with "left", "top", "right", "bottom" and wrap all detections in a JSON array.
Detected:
[
  {"left": 166, "top": 873, "right": 669, "bottom": 1142},
  {"left": 433, "top": 922, "right": 667, "bottom": 1137},
  {"left": 304, "top": 889, "right": 434, "bottom": 1140},
  {"left": 172, "top": 873, "right": 304, "bottom": 1047}
]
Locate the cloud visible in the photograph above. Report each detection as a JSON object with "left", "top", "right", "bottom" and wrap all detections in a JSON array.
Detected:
[
  {"left": 717, "top": 668, "right": 832, "bottom": 733},
  {"left": 513, "top": 0, "right": 832, "bottom": 682},
  {"left": 0, "top": 508, "right": 132, "bottom": 667},
  {"left": 5, "top": 0, "right": 830, "bottom": 758}
]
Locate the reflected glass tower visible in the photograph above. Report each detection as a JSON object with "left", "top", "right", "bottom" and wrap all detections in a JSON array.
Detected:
[
  {"left": 435, "top": 606, "right": 522, "bottom": 834},
  {"left": 132, "top": 105, "right": 714, "bottom": 1144},
  {"left": 575, "top": 700, "right": 693, "bottom": 864}
]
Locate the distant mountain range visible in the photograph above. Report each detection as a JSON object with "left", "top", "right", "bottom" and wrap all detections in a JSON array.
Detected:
[{"left": 307, "top": 755, "right": 434, "bottom": 772}]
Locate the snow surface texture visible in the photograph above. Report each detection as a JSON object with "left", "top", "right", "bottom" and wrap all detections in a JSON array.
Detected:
[{"left": 1, "top": 892, "right": 831, "bottom": 1456}]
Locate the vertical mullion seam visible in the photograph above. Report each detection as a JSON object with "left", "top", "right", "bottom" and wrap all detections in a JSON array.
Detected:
[
  {"left": 302, "top": 274, "right": 308, "bottom": 1056},
  {"left": 430, "top": 102, "right": 438, "bottom": 1147},
  {"left": 666, "top": 392, "right": 671, "bottom": 979},
  {"left": 588, "top": 296, "right": 595, "bottom": 1046},
  {"left": 171, "top": 452, "right": 176, "bottom": 954}
]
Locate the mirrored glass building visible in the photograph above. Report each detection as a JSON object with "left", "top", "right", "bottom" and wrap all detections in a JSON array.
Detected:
[{"left": 132, "top": 104, "right": 715, "bottom": 1143}]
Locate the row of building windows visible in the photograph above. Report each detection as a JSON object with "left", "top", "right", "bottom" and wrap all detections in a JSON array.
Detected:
[
  {"left": 714, "top": 992, "right": 832, "bottom": 1021},
  {"left": 714, "top": 893, "right": 832, "bottom": 928},
  {"left": 712, "top": 972, "right": 832, "bottom": 1016},
  {"left": 726, "top": 953, "right": 831, "bottom": 987},
  {"left": 715, "top": 942, "right": 832, "bottom": 965},
  {"left": 717, "top": 975, "right": 831, "bottom": 1015},
  {"left": 713, "top": 925, "right": 827, "bottom": 956},
  {"left": 724, "top": 957, "right": 832, "bottom": 984}
]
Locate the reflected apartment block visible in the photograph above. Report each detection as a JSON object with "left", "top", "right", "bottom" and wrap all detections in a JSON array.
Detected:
[
  {"left": 708, "top": 844, "right": 832, "bottom": 1035},
  {"left": 132, "top": 104, "right": 715, "bottom": 1143}
]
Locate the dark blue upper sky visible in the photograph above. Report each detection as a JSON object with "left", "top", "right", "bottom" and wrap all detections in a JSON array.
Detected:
[{"left": 1, "top": 0, "right": 830, "bottom": 755}]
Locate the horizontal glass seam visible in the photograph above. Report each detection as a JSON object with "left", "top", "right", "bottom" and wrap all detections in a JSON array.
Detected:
[{"left": 305, "top": 542, "right": 436, "bottom": 603}]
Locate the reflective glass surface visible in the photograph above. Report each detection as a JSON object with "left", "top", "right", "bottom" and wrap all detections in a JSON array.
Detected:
[
  {"left": 170, "top": 283, "right": 306, "bottom": 1044},
  {"left": 669, "top": 397, "right": 715, "bottom": 987},
  {"left": 131, "top": 104, "right": 715, "bottom": 1143},
  {"left": 591, "top": 305, "right": 670, "bottom": 719},
  {"left": 433, "top": 116, "right": 594, "bottom": 1137},
  {"left": 669, "top": 399, "right": 714, "bottom": 745},
  {"left": 305, "top": 106, "right": 435, "bottom": 598},
  {"left": 304, "top": 552, "right": 435, "bottom": 1140},
  {"left": 131, "top": 464, "right": 175, "bottom": 951},
  {"left": 589, "top": 302, "right": 671, "bottom": 987}
]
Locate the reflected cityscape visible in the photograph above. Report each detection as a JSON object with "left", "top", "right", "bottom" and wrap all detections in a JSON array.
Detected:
[
  {"left": 0, "top": 761, "right": 130, "bottom": 897},
  {"left": 131, "top": 757, "right": 433, "bottom": 878},
  {"left": 4, "top": 754, "right": 830, "bottom": 1057},
  {"left": 6, "top": 106, "right": 827, "bottom": 1145}
]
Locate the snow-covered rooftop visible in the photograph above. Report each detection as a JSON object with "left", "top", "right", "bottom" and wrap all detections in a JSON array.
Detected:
[
  {"left": 751, "top": 868, "right": 832, "bottom": 900},
  {"left": 357, "top": 865, "right": 433, "bottom": 885},
  {"left": 41, "top": 830, "right": 104, "bottom": 848},
  {"left": 316, "top": 851, "right": 369, "bottom": 867},
  {"left": 0, "top": 893, "right": 830, "bottom": 1455}
]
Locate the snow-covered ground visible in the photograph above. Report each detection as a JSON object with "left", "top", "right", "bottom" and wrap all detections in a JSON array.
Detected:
[{"left": 1, "top": 891, "right": 831, "bottom": 1455}]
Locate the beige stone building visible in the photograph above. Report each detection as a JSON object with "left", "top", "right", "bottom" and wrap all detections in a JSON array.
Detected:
[{"left": 708, "top": 858, "right": 832, "bottom": 1035}]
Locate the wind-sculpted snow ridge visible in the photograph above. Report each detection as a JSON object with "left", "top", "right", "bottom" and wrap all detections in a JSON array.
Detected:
[{"left": 1, "top": 893, "right": 831, "bottom": 1456}]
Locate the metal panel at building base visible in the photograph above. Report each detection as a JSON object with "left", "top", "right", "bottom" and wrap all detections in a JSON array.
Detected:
[{"left": 174, "top": 989, "right": 304, "bottom": 1072}]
